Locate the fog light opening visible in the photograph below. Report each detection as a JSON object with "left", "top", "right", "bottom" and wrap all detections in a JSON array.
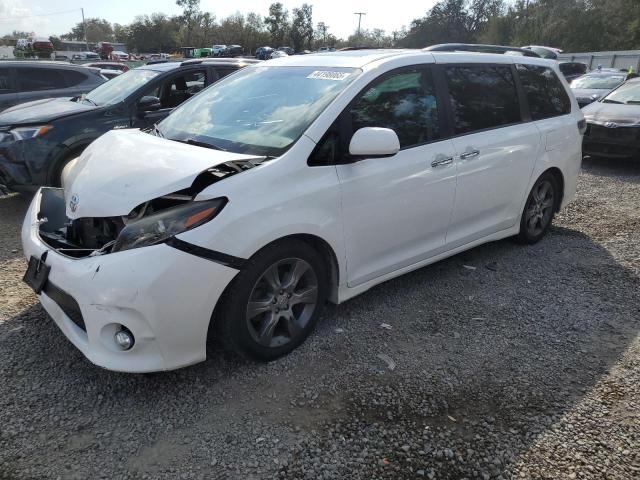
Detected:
[{"left": 114, "top": 327, "right": 135, "bottom": 351}]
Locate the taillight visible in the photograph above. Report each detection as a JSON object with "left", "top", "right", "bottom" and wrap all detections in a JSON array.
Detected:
[{"left": 578, "top": 119, "right": 587, "bottom": 135}]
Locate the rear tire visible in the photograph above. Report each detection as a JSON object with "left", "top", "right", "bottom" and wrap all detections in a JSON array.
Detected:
[
  {"left": 516, "top": 172, "right": 559, "bottom": 244},
  {"left": 211, "top": 239, "right": 328, "bottom": 361}
]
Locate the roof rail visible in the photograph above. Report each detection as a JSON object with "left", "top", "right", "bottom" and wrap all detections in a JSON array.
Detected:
[
  {"left": 423, "top": 43, "right": 540, "bottom": 58},
  {"left": 146, "top": 59, "right": 170, "bottom": 65}
]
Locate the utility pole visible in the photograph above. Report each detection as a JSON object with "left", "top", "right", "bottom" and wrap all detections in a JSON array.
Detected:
[
  {"left": 354, "top": 12, "right": 366, "bottom": 43},
  {"left": 81, "top": 8, "right": 89, "bottom": 51}
]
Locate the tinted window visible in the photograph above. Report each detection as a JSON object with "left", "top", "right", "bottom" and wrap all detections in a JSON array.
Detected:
[
  {"left": 445, "top": 65, "right": 521, "bottom": 135},
  {"left": 560, "top": 63, "right": 586, "bottom": 76},
  {"left": 61, "top": 69, "right": 89, "bottom": 87},
  {"left": 517, "top": 64, "right": 571, "bottom": 120},
  {"left": 349, "top": 68, "right": 441, "bottom": 148},
  {"left": 0, "top": 67, "right": 13, "bottom": 92},
  {"left": 162, "top": 70, "right": 207, "bottom": 108},
  {"left": 216, "top": 68, "right": 238, "bottom": 80},
  {"left": 18, "top": 67, "right": 66, "bottom": 91}
]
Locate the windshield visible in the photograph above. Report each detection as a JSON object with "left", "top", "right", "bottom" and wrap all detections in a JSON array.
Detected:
[
  {"left": 603, "top": 81, "right": 640, "bottom": 104},
  {"left": 571, "top": 74, "right": 625, "bottom": 90},
  {"left": 85, "top": 69, "right": 159, "bottom": 106},
  {"left": 158, "top": 66, "right": 360, "bottom": 156}
]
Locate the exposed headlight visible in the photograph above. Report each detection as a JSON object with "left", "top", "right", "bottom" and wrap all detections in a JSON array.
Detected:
[
  {"left": 112, "top": 198, "right": 227, "bottom": 253},
  {"left": 11, "top": 125, "right": 53, "bottom": 141}
]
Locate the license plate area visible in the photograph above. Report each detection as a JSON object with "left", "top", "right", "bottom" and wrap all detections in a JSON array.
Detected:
[{"left": 23, "top": 254, "right": 50, "bottom": 294}]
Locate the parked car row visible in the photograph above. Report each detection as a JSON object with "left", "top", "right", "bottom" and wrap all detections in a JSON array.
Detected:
[
  {"left": 0, "top": 58, "right": 259, "bottom": 189},
  {"left": 16, "top": 47, "right": 584, "bottom": 373},
  {"left": 208, "top": 45, "right": 245, "bottom": 57}
]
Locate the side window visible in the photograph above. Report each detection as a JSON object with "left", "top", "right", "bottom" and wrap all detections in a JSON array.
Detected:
[
  {"left": 349, "top": 68, "right": 441, "bottom": 148},
  {"left": 444, "top": 65, "right": 521, "bottom": 135},
  {"left": 18, "top": 68, "right": 67, "bottom": 91},
  {"left": 0, "top": 68, "right": 14, "bottom": 92},
  {"left": 61, "top": 69, "right": 89, "bottom": 87},
  {"left": 216, "top": 68, "right": 238, "bottom": 80},
  {"left": 517, "top": 64, "right": 571, "bottom": 120},
  {"left": 160, "top": 70, "right": 206, "bottom": 108}
]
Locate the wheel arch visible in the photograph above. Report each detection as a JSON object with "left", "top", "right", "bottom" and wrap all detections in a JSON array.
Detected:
[
  {"left": 46, "top": 140, "right": 94, "bottom": 186},
  {"left": 542, "top": 166, "right": 565, "bottom": 212}
]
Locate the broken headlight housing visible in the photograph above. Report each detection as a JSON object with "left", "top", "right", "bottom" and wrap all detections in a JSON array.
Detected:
[{"left": 112, "top": 198, "right": 227, "bottom": 253}]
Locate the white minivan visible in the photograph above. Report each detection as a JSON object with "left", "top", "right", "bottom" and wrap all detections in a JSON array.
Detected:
[{"left": 22, "top": 49, "right": 584, "bottom": 372}]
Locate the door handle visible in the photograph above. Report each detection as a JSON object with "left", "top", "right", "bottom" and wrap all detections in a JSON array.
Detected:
[
  {"left": 460, "top": 149, "right": 480, "bottom": 160},
  {"left": 431, "top": 156, "right": 454, "bottom": 168}
]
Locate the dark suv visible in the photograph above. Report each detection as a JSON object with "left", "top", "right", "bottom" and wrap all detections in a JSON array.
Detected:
[
  {"left": 0, "top": 58, "right": 258, "bottom": 190},
  {"left": 0, "top": 61, "right": 105, "bottom": 111}
]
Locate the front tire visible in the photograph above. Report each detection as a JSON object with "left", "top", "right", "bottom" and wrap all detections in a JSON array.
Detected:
[
  {"left": 516, "top": 172, "right": 559, "bottom": 244},
  {"left": 211, "top": 239, "right": 328, "bottom": 361}
]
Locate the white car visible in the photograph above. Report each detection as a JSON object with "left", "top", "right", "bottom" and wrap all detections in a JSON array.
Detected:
[
  {"left": 111, "top": 51, "right": 129, "bottom": 61},
  {"left": 22, "top": 49, "right": 584, "bottom": 372},
  {"left": 212, "top": 45, "right": 227, "bottom": 57},
  {"left": 269, "top": 50, "right": 288, "bottom": 59}
]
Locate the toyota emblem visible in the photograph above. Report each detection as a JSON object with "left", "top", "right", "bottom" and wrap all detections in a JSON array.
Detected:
[{"left": 69, "top": 194, "right": 79, "bottom": 213}]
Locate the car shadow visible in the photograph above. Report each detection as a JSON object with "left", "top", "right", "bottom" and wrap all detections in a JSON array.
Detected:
[{"left": 0, "top": 221, "right": 638, "bottom": 478}]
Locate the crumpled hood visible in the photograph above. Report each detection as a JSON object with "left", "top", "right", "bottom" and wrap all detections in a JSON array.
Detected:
[
  {"left": 0, "top": 97, "right": 95, "bottom": 125},
  {"left": 582, "top": 102, "right": 640, "bottom": 126},
  {"left": 64, "top": 129, "right": 264, "bottom": 219}
]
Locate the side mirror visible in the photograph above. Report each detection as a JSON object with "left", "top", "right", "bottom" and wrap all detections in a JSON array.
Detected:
[
  {"left": 348, "top": 127, "right": 400, "bottom": 159},
  {"left": 138, "top": 95, "right": 161, "bottom": 113}
]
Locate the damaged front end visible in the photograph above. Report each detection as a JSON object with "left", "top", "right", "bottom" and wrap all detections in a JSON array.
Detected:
[{"left": 37, "top": 159, "right": 266, "bottom": 258}]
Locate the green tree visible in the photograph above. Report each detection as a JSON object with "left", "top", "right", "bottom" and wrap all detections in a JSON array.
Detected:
[
  {"left": 176, "top": 0, "right": 201, "bottom": 46},
  {"left": 290, "top": 4, "right": 313, "bottom": 51},
  {"left": 62, "top": 18, "right": 114, "bottom": 43},
  {"left": 265, "top": 3, "right": 290, "bottom": 46},
  {"left": 49, "top": 36, "right": 63, "bottom": 50}
]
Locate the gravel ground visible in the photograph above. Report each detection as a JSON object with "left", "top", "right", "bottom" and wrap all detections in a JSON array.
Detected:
[{"left": 0, "top": 157, "right": 639, "bottom": 480}]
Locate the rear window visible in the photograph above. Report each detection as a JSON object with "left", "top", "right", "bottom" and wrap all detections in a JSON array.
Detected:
[
  {"left": 517, "top": 64, "right": 572, "bottom": 120},
  {"left": 444, "top": 65, "right": 521, "bottom": 135},
  {"left": 560, "top": 63, "right": 587, "bottom": 76},
  {"left": 62, "top": 69, "right": 90, "bottom": 87},
  {"left": 18, "top": 67, "right": 67, "bottom": 91}
]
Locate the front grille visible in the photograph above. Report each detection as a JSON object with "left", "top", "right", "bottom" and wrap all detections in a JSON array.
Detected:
[
  {"left": 587, "top": 124, "right": 640, "bottom": 142},
  {"left": 42, "top": 282, "right": 86, "bottom": 332}
]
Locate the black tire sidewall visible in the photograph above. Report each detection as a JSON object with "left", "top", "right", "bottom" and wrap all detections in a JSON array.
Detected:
[
  {"left": 518, "top": 173, "right": 559, "bottom": 244},
  {"left": 217, "top": 239, "right": 328, "bottom": 361}
]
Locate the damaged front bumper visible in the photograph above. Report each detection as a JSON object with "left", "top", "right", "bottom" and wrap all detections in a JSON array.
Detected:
[
  {"left": 21, "top": 188, "right": 239, "bottom": 372},
  {"left": 0, "top": 135, "right": 52, "bottom": 189}
]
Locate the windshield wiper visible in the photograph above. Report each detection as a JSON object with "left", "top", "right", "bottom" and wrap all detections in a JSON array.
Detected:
[
  {"left": 83, "top": 97, "right": 98, "bottom": 107},
  {"left": 602, "top": 99, "right": 623, "bottom": 104},
  {"left": 176, "top": 138, "right": 227, "bottom": 151}
]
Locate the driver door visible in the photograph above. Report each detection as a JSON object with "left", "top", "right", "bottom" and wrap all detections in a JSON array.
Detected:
[
  {"left": 131, "top": 68, "right": 209, "bottom": 128},
  {"left": 333, "top": 65, "right": 458, "bottom": 286}
]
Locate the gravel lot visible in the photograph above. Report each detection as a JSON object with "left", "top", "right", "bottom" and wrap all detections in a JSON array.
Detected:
[{"left": 1, "top": 158, "right": 639, "bottom": 480}]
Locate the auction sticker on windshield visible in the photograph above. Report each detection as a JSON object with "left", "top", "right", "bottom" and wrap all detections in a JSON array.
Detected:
[{"left": 307, "top": 71, "right": 351, "bottom": 81}]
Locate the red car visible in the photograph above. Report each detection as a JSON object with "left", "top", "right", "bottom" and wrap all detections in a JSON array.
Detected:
[{"left": 85, "top": 62, "right": 130, "bottom": 73}]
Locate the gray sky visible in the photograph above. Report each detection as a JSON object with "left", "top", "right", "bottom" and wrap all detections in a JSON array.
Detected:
[{"left": 0, "top": 0, "right": 438, "bottom": 39}]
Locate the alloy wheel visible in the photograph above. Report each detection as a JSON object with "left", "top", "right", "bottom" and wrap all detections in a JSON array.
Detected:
[
  {"left": 245, "top": 258, "right": 319, "bottom": 348},
  {"left": 525, "top": 179, "right": 555, "bottom": 237}
]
